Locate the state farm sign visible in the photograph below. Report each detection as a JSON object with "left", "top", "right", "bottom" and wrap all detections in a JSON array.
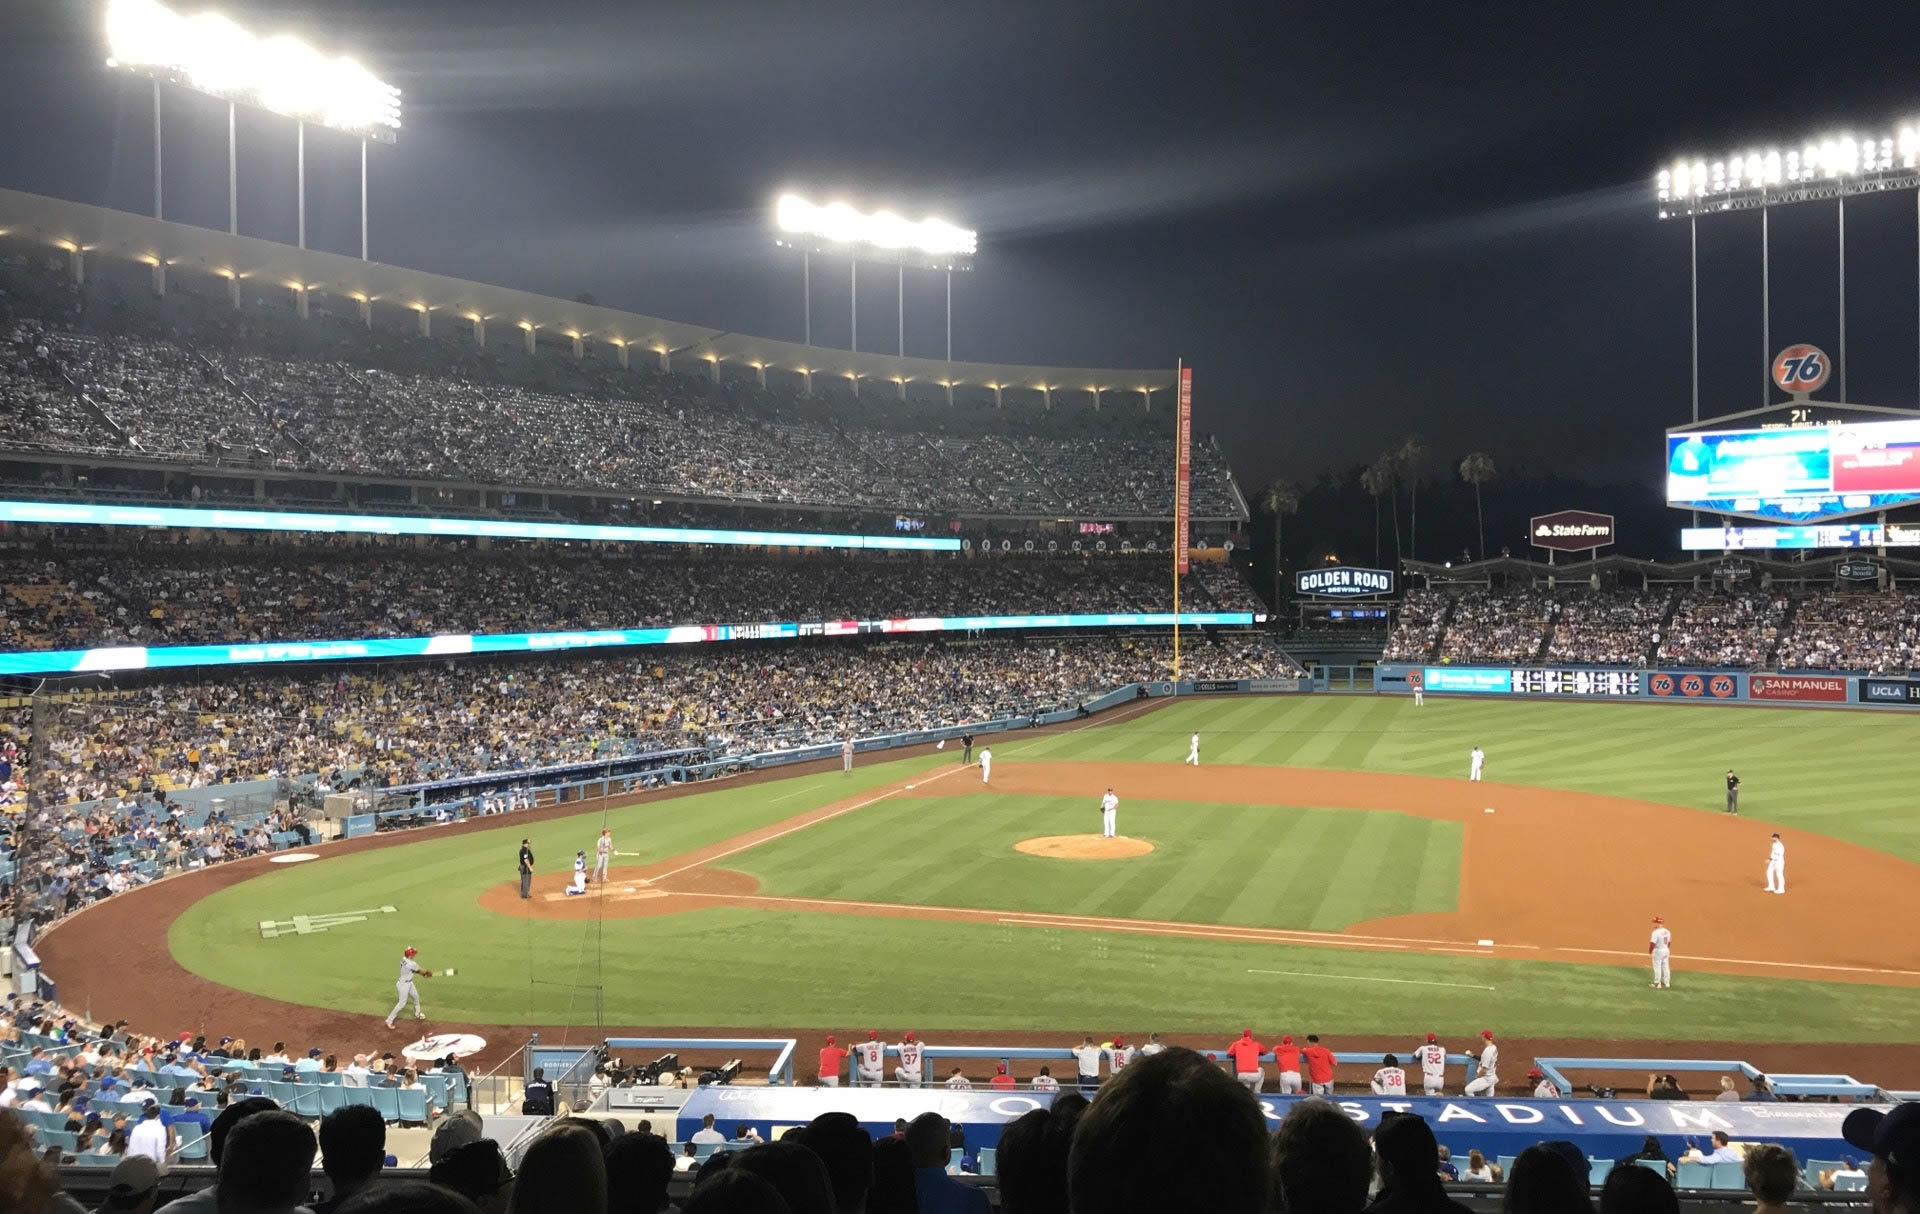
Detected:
[
  {"left": 1530, "top": 510, "right": 1616, "bottom": 553},
  {"left": 1748, "top": 674, "right": 1848, "bottom": 703}
]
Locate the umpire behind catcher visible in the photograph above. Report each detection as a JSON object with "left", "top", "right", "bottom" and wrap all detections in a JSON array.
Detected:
[{"left": 1725, "top": 770, "right": 1740, "bottom": 815}]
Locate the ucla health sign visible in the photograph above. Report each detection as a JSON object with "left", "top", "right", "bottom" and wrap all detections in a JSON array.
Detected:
[
  {"left": 1861, "top": 678, "right": 1920, "bottom": 705},
  {"left": 1295, "top": 566, "right": 1395, "bottom": 597}
]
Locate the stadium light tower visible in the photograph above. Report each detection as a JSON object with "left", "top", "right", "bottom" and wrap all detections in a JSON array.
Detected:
[
  {"left": 1656, "top": 121, "right": 1920, "bottom": 408},
  {"left": 104, "top": 0, "right": 401, "bottom": 258},
  {"left": 773, "top": 193, "right": 976, "bottom": 362}
]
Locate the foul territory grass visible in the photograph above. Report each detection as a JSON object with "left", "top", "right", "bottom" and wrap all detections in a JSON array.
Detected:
[{"left": 167, "top": 696, "right": 1920, "bottom": 1038}]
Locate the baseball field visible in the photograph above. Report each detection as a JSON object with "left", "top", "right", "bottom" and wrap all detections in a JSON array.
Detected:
[{"left": 38, "top": 693, "right": 1920, "bottom": 1071}]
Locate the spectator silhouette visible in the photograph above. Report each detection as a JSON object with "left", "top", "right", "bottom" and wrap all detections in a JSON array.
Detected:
[
  {"left": 604, "top": 1132, "right": 676, "bottom": 1214},
  {"left": 907, "top": 1113, "right": 987, "bottom": 1214},
  {"left": 996, "top": 1096, "right": 1088, "bottom": 1214},
  {"left": 1271, "top": 1098, "right": 1372, "bottom": 1214},
  {"left": 210, "top": 1110, "right": 317, "bottom": 1214},
  {"left": 791, "top": 1113, "right": 873, "bottom": 1214},
  {"left": 1598, "top": 1164, "right": 1679, "bottom": 1214},
  {"left": 1068, "top": 1046, "right": 1268, "bottom": 1214},
  {"left": 314, "top": 1105, "right": 386, "bottom": 1214},
  {"left": 729, "top": 1142, "right": 833, "bottom": 1214},
  {"left": 1501, "top": 1144, "right": 1593, "bottom": 1214},
  {"left": 1368, "top": 1113, "right": 1474, "bottom": 1214},
  {"left": 867, "top": 1138, "right": 917, "bottom": 1214},
  {"left": 335, "top": 1184, "right": 479, "bottom": 1214},
  {"left": 509, "top": 1123, "right": 607, "bottom": 1214},
  {"left": 683, "top": 1170, "right": 793, "bottom": 1214}
]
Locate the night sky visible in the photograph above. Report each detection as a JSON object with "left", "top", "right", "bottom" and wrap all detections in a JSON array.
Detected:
[{"left": 5, "top": 0, "right": 1920, "bottom": 501}]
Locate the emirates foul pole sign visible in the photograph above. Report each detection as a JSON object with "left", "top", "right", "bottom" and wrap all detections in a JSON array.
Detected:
[{"left": 1176, "top": 366, "right": 1193, "bottom": 575}]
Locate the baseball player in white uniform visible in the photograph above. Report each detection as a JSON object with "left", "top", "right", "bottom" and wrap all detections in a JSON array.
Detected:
[
  {"left": 1100, "top": 789, "right": 1119, "bottom": 839},
  {"left": 979, "top": 748, "right": 992, "bottom": 784},
  {"left": 1649, "top": 916, "right": 1672, "bottom": 988},
  {"left": 1463, "top": 1030, "right": 1498, "bottom": 1096},
  {"left": 1186, "top": 733, "right": 1200, "bottom": 766},
  {"left": 1414, "top": 1034, "right": 1447, "bottom": 1095},
  {"left": 1370, "top": 1054, "right": 1408, "bottom": 1096},
  {"left": 1469, "top": 746, "right": 1485, "bottom": 781},
  {"left": 1413, "top": 678, "right": 1424, "bottom": 707},
  {"left": 853, "top": 1032, "right": 886, "bottom": 1087},
  {"left": 1105, "top": 1036, "right": 1137, "bottom": 1075},
  {"left": 593, "top": 829, "right": 612, "bottom": 883},
  {"left": 566, "top": 850, "right": 588, "bottom": 896},
  {"left": 384, "top": 947, "right": 432, "bottom": 1029},
  {"left": 842, "top": 737, "right": 854, "bottom": 773},
  {"left": 1765, "top": 833, "right": 1786, "bottom": 894},
  {"left": 894, "top": 1033, "right": 924, "bottom": 1087}
]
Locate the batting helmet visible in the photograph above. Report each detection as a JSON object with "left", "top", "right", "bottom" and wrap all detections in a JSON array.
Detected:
[{"left": 404, "top": 947, "right": 418, "bottom": 958}]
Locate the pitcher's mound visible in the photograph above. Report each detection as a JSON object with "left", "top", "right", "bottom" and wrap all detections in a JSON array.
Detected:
[{"left": 1015, "top": 835, "right": 1155, "bottom": 860}]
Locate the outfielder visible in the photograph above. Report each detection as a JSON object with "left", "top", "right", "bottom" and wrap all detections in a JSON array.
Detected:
[
  {"left": 1414, "top": 1033, "right": 1447, "bottom": 1095},
  {"left": 1463, "top": 1030, "right": 1498, "bottom": 1096},
  {"left": 842, "top": 737, "right": 854, "bottom": 774},
  {"left": 853, "top": 1031, "right": 886, "bottom": 1087},
  {"left": 1469, "top": 746, "right": 1485, "bottom": 782},
  {"left": 1649, "top": 916, "right": 1672, "bottom": 988},
  {"left": 979, "top": 748, "right": 992, "bottom": 784},
  {"left": 1100, "top": 788, "right": 1119, "bottom": 839},
  {"left": 593, "top": 829, "right": 612, "bottom": 883},
  {"left": 894, "top": 1032, "right": 924, "bottom": 1087},
  {"left": 384, "top": 947, "right": 432, "bottom": 1030},
  {"left": 1186, "top": 733, "right": 1200, "bottom": 766},
  {"left": 1765, "top": 833, "right": 1786, "bottom": 894},
  {"left": 1413, "top": 678, "right": 1424, "bottom": 708}
]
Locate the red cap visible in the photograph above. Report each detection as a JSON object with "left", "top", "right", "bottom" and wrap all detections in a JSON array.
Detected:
[
  {"left": 1481, "top": 1030, "right": 1494, "bottom": 1039},
  {"left": 904, "top": 1032, "right": 915, "bottom": 1043},
  {"left": 1242, "top": 1029, "right": 1253, "bottom": 1038},
  {"left": 1426, "top": 1033, "right": 1437, "bottom": 1043},
  {"left": 404, "top": 947, "right": 418, "bottom": 958},
  {"left": 996, "top": 1063, "right": 1008, "bottom": 1074},
  {"left": 176, "top": 1032, "right": 193, "bottom": 1042},
  {"left": 1112, "top": 1036, "right": 1124, "bottom": 1048},
  {"left": 868, "top": 1030, "right": 878, "bottom": 1040},
  {"left": 825, "top": 1036, "right": 835, "bottom": 1046},
  {"left": 1528, "top": 1068, "right": 1544, "bottom": 1078},
  {"left": 1281, "top": 1035, "right": 1293, "bottom": 1045}
]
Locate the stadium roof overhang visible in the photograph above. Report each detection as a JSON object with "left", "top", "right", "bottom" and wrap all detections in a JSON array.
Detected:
[{"left": 0, "top": 187, "right": 1174, "bottom": 399}]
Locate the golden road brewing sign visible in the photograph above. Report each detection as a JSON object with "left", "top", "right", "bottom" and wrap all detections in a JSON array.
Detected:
[{"left": 1294, "top": 566, "right": 1394, "bottom": 597}]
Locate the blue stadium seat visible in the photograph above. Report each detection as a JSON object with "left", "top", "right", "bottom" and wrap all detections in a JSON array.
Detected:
[
  {"left": 1676, "top": 1162, "right": 1714, "bottom": 1189},
  {"left": 290, "top": 1084, "right": 325, "bottom": 1118},
  {"left": 318, "top": 1086, "right": 348, "bottom": 1116},
  {"left": 1709, "top": 1162, "right": 1746, "bottom": 1190},
  {"left": 311, "top": 1070, "right": 344, "bottom": 1086},
  {"left": 949, "top": 1148, "right": 963, "bottom": 1171},
  {"left": 40, "top": 1130, "right": 79, "bottom": 1153},
  {"left": 370, "top": 1087, "right": 401, "bottom": 1122},
  {"left": 1805, "top": 1159, "right": 1842, "bottom": 1188},
  {"left": 177, "top": 1132, "right": 211, "bottom": 1162},
  {"left": 263, "top": 1080, "right": 296, "bottom": 1107},
  {"left": 395, "top": 1088, "right": 428, "bottom": 1125},
  {"left": 1588, "top": 1159, "right": 1613, "bottom": 1186},
  {"left": 342, "top": 1086, "right": 378, "bottom": 1110},
  {"left": 1836, "top": 1173, "right": 1869, "bottom": 1192},
  {"left": 1634, "top": 1159, "right": 1669, "bottom": 1178},
  {"left": 418, "top": 1073, "right": 450, "bottom": 1107},
  {"left": 979, "top": 1147, "right": 997, "bottom": 1177},
  {"left": 694, "top": 1143, "right": 720, "bottom": 1161}
]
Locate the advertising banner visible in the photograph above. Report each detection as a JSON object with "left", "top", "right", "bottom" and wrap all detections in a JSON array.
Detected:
[
  {"left": 1860, "top": 679, "right": 1920, "bottom": 705},
  {"left": 1748, "top": 674, "right": 1849, "bottom": 703},
  {"left": 1294, "top": 566, "right": 1395, "bottom": 597},
  {"left": 1530, "top": 510, "right": 1616, "bottom": 553},
  {"left": 1191, "top": 680, "right": 1242, "bottom": 693},
  {"left": 1647, "top": 671, "right": 1738, "bottom": 699},
  {"left": 1248, "top": 677, "right": 1304, "bottom": 693},
  {"left": 1513, "top": 668, "right": 1640, "bottom": 696},
  {"left": 1422, "top": 668, "right": 1513, "bottom": 694},
  {"left": 1175, "top": 366, "right": 1193, "bottom": 575}
]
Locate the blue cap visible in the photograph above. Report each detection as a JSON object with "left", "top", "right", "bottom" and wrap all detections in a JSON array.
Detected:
[
  {"left": 1844, "top": 1102, "right": 1920, "bottom": 1167},
  {"left": 308, "top": 1048, "right": 323, "bottom": 1057}
]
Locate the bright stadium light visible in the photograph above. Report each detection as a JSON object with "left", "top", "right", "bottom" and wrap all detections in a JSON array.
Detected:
[
  {"left": 771, "top": 191, "right": 976, "bottom": 365},
  {"left": 104, "top": 0, "right": 401, "bottom": 140},
  {"left": 1655, "top": 119, "right": 1920, "bottom": 217},
  {"left": 774, "top": 193, "right": 976, "bottom": 260}
]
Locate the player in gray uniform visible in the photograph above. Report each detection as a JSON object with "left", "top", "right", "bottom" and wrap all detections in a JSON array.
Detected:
[{"left": 385, "top": 947, "right": 433, "bottom": 1029}]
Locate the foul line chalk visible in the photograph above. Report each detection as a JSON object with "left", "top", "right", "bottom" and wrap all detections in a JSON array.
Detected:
[{"left": 1247, "top": 968, "right": 1495, "bottom": 992}]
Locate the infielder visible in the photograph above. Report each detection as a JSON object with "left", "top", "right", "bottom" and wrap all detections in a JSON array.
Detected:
[
  {"left": 894, "top": 1032, "right": 924, "bottom": 1087},
  {"left": 1414, "top": 1033, "right": 1447, "bottom": 1095},
  {"left": 1468, "top": 746, "right": 1485, "bottom": 782},
  {"left": 1463, "top": 1030, "right": 1498, "bottom": 1096},
  {"left": 1186, "top": 733, "right": 1200, "bottom": 766},
  {"left": 978, "top": 747, "right": 992, "bottom": 784},
  {"left": 384, "top": 947, "right": 432, "bottom": 1030},
  {"left": 1100, "top": 788, "right": 1119, "bottom": 839},
  {"left": 1764, "top": 834, "right": 1785, "bottom": 894},
  {"left": 842, "top": 737, "right": 854, "bottom": 774},
  {"left": 1649, "top": 916, "right": 1672, "bottom": 988},
  {"left": 853, "top": 1031, "right": 886, "bottom": 1087},
  {"left": 593, "top": 829, "right": 612, "bottom": 883},
  {"left": 566, "top": 850, "right": 588, "bottom": 896}
]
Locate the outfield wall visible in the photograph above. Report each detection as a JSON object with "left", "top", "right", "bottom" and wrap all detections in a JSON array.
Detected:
[{"left": 1374, "top": 664, "right": 1920, "bottom": 709}]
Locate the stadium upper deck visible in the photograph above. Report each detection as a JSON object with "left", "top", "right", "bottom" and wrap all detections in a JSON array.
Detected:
[{"left": 0, "top": 188, "right": 1246, "bottom": 524}]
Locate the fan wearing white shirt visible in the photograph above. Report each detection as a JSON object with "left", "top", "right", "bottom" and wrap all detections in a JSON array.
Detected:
[
  {"left": 1370, "top": 1054, "right": 1408, "bottom": 1097},
  {"left": 1070, "top": 1036, "right": 1104, "bottom": 1091}
]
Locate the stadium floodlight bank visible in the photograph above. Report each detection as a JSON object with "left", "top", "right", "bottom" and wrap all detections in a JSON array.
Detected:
[
  {"left": 774, "top": 193, "right": 975, "bottom": 271},
  {"left": 1655, "top": 124, "right": 1920, "bottom": 217},
  {"left": 103, "top": 0, "right": 401, "bottom": 142}
]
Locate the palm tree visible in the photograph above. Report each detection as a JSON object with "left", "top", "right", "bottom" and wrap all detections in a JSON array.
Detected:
[
  {"left": 1459, "top": 451, "right": 1497, "bottom": 561},
  {"left": 1359, "top": 457, "right": 1393, "bottom": 567},
  {"left": 1258, "top": 479, "right": 1302, "bottom": 611},
  {"left": 1398, "top": 435, "right": 1426, "bottom": 561}
]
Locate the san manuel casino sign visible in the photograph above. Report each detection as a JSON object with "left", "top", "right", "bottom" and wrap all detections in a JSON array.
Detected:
[{"left": 1295, "top": 566, "right": 1395, "bottom": 597}]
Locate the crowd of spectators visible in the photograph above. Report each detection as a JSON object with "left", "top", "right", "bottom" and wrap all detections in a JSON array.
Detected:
[
  {"left": 0, "top": 542, "right": 1266, "bottom": 650},
  {"left": 1776, "top": 590, "right": 1920, "bottom": 673},
  {"left": 7, "top": 1038, "right": 1913, "bottom": 1214},
  {"left": 0, "top": 249, "right": 1246, "bottom": 522},
  {"left": 1656, "top": 589, "right": 1788, "bottom": 669},
  {"left": 1433, "top": 589, "right": 1555, "bottom": 664},
  {"left": 1380, "top": 589, "right": 1449, "bottom": 662},
  {"left": 1543, "top": 590, "right": 1667, "bottom": 667}
]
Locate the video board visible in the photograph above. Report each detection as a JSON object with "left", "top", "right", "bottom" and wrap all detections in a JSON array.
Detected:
[
  {"left": 1667, "top": 417, "right": 1920, "bottom": 522},
  {"left": 1680, "top": 522, "right": 1920, "bottom": 550}
]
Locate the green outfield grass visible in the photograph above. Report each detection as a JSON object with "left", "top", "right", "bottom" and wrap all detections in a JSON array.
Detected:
[{"left": 165, "top": 695, "right": 1920, "bottom": 1038}]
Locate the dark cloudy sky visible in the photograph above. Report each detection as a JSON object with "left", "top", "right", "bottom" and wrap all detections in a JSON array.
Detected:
[{"left": 4, "top": 0, "right": 1920, "bottom": 494}]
